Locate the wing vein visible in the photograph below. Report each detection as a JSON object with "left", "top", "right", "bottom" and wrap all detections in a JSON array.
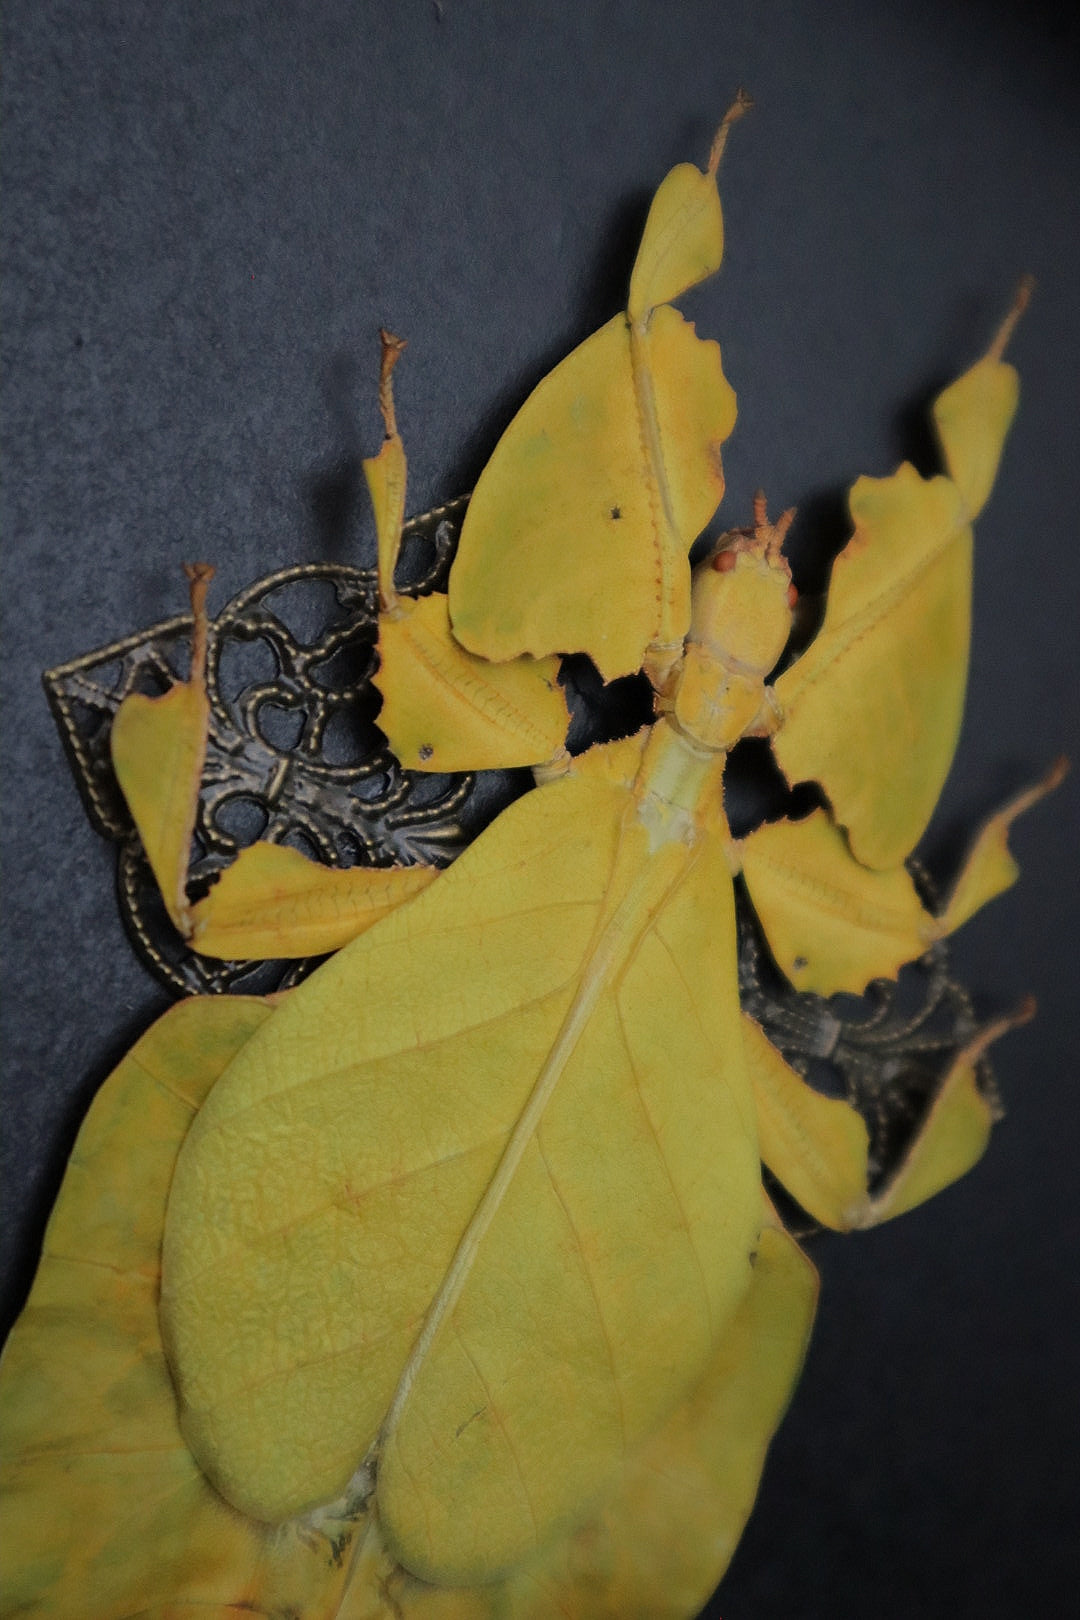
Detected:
[
  {"left": 613, "top": 988, "right": 716, "bottom": 1343},
  {"left": 173, "top": 1135, "right": 507, "bottom": 1293},
  {"left": 202, "top": 1310, "right": 427, "bottom": 1411},
  {"left": 203, "top": 979, "right": 577, "bottom": 1135},
  {"left": 536, "top": 1136, "right": 627, "bottom": 1453},
  {"left": 452, "top": 1321, "right": 540, "bottom": 1544}
]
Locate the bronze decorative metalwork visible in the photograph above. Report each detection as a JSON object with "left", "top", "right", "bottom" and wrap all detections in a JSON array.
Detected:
[{"left": 43, "top": 498, "right": 512, "bottom": 994}]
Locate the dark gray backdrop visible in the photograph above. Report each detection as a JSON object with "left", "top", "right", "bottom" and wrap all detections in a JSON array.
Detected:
[{"left": 3, "top": 3, "right": 1078, "bottom": 1616}]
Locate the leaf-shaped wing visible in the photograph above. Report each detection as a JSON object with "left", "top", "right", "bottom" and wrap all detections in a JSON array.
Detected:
[
  {"left": 496, "top": 1215, "right": 817, "bottom": 1620},
  {"left": 773, "top": 331, "right": 1020, "bottom": 870},
  {"left": 161, "top": 756, "right": 759, "bottom": 1585},
  {"left": 0, "top": 997, "right": 372, "bottom": 1620},
  {"left": 348, "top": 1216, "right": 816, "bottom": 1620}
]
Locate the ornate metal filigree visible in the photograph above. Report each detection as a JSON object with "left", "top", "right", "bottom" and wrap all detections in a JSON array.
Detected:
[
  {"left": 45, "top": 498, "right": 998, "bottom": 1192},
  {"left": 45, "top": 497, "right": 522, "bottom": 995},
  {"left": 736, "top": 876, "right": 995, "bottom": 1205}
]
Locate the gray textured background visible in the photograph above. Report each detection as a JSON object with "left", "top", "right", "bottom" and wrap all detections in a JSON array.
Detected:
[{"left": 3, "top": 3, "right": 1078, "bottom": 1615}]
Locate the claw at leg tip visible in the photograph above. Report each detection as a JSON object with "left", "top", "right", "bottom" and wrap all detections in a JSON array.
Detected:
[
  {"left": 377, "top": 329, "right": 408, "bottom": 439},
  {"left": 988, "top": 275, "right": 1035, "bottom": 362},
  {"left": 708, "top": 89, "right": 752, "bottom": 174}
]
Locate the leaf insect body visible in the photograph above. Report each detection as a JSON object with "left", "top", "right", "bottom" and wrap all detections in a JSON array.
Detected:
[{"left": 0, "top": 100, "right": 1065, "bottom": 1619}]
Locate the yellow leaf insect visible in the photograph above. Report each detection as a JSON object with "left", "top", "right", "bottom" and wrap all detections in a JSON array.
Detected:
[{"left": 0, "top": 103, "right": 1065, "bottom": 1619}]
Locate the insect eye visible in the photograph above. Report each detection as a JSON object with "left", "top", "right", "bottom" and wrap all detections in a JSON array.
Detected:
[
  {"left": 786, "top": 583, "right": 799, "bottom": 608},
  {"left": 713, "top": 549, "right": 738, "bottom": 572}
]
